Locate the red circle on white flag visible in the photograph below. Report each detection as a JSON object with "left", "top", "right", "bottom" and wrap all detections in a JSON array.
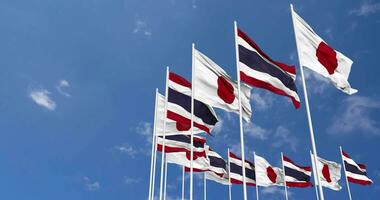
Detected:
[
  {"left": 217, "top": 76, "right": 235, "bottom": 104},
  {"left": 266, "top": 167, "right": 277, "bottom": 183},
  {"left": 322, "top": 164, "right": 332, "bottom": 183},
  {"left": 316, "top": 41, "right": 338, "bottom": 75}
]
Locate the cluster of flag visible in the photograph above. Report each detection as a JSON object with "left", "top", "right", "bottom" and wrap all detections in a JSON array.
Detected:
[{"left": 148, "top": 5, "right": 372, "bottom": 200}]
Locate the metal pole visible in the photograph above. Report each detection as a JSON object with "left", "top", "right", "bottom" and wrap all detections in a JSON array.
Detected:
[
  {"left": 233, "top": 20, "right": 248, "bottom": 200},
  {"left": 290, "top": 4, "right": 324, "bottom": 200},
  {"left": 190, "top": 43, "right": 195, "bottom": 200},
  {"left": 149, "top": 89, "right": 159, "bottom": 200},
  {"left": 204, "top": 173, "right": 207, "bottom": 200},
  {"left": 159, "top": 67, "right": 170, "bottom": 200},
  {"left": 228, "top": 148, "right": 232, "bottom": 200},
  {"left": 164, "top": 156, "right": 168, "bottom": 200},
  {"left": 254, "top": 152, "right": 259, "bottom": 200},
  {"left": 310, "top": 151, "right": 320, "bottom": 200},
  {"left": 182, "top": 166, "right": 185, "bottom": 200},
  {"left": 281, "top": 153, "right": 289, "bottom": 200},
  {"left": 340, "top": 146, "right": 353, "bottom": 200}
]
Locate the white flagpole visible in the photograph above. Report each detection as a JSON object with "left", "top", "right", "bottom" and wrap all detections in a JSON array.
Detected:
[
  {"left": 290, "top": 4, "right": 324, "bottom": 200},
  {"left": 149, "top": 88, "right": 159, "bottom": 200},
  {"left": 310, "top": 151, "right": 320, "bottom": 200},
  {"left": 152, "top": 130, "right": 159, "bottom": 200},
  {"left": 182, "top": 166, "right": 185, "bottom": 200},
  {"left": 190, "top": 43, "right": 195, "bottom": 200},
  {"left": 234, "top": 20, "right": 248, "bottom": 200},
  {"left": 228, "top": 148, "right": 232, "bottom": 200},
  {"left": 281, "top": 153, "right": 289, "bottom": 200},
  {"left": 159, "top": 67, "right": 170, "bottom": 200},
  {"left": 254, "top": 152, "right": 259, "bottom": 200},
  {"left": 204, "top": 173, "right": 207, "bottom": 200},
  {"left": 164, "top": 157, "right": 168, "bottom": 200},
  {"left": 340, "top": 146, "right": 353, "bottom": 200}
]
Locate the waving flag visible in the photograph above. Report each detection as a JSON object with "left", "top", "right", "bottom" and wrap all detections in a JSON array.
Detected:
[
  {"left": 291, "top": 8, "right": 357, "bottom": 94},
  {"left": 342, "top": 150, "right": 373, "bottom": 185},
  {"left": 283, "top": 155, "right": 312, "bottom": 187},
  {"left": 312, "top": 154, "right": 342, "bottom": 191},
  {"left": 236, "top": 27, "right": 300, "bottom": 108},
  {"left": 255, "top": 154, "right": 284, "bottom": 187},
  {"left": 157, "top": 135, "right": 206, "bottom": 158},
  {"left": 229, "top": 152, "right": 256, "bottom": 186},
  {"left": 193, "top": 48, "right": 252, "bottom": 121},
  {"left": 167, "top": 72, "right": 218, "bottom": 134},
  {"left": 166, "top": 151, "right": 210, "bottom": 171}
]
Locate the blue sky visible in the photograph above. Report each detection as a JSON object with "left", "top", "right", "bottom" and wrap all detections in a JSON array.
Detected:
[{"left": 0, "top": 0, "right": 379, "bottom": 199}]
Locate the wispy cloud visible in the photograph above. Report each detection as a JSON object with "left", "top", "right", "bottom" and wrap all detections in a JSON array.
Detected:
[
  {"left": 29, "top": 88, "right": 56, "bottom": 111},
  {"left": 133, "top": 19, "right": 152, "bottom": 37},
  {"left": 261, "top": 187, "right": 292, "bottom": 197},
  {"left": 328, "top": 96, "right": 380, "bottom": 135},
  {"left": 251, "top": 91, "right": 274, "bottom": 111},
  {"left": 301, "top": 69, "right": 330, "bottom": 95},
  {"left": 136, "top": 122, "right": 153, "bottom": 143},
  {"left": 244, "top": 122, "right": 269, "bottom": 140},
  {"left": 56, "top": 79, "right": 71, "bottom": 97},
  {"left": 350, "top": 1, "right": 380, "bottom": 16},
  {"left": 271, "top": 126, "right": 299, "bottom": 152},
  {"left": 114, "top": 143, "right": 138, "bottom": 158},
  {"left": 124, "top": 177, "right": 141, "bottom": 184},
  {"left": 83, "top": 176, "right": 100, "bottom": 191}
]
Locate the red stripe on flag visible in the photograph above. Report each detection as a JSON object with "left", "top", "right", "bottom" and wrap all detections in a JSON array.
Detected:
[
  {"left": 347, "top": 177, "right": 373, "bottom": 186},
  {"left": 169, "top": 72, "right": 191, "bottom": 88},
  {"left": 283, "top": 156, "right": 311, "bottom": 171},
  {"left": 240, "top": 72, "right": 300, "bottom": 109},
  {"left": 285, "top": 181, "right": 313, "bottom": 188},
  {"left": 230, "top": 178, "right": 256, "bottom": 186}
]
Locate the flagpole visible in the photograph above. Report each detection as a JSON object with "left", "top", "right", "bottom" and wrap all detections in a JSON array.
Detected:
[
  {"left": 254, "top": 152, "right": 259, "bottom": 200},
  {"left": 204, "top": 173, "right": 207, "bottom": 200},
  {"left": 310, "top": 151, "right": 320, "bottom": 200},
  {"left": 340, "top": 146, "right": 353, "bottom": 200},
  {"left": 281, "top": 152, "right": 289, "bottom": 200},
  {"left": 290, "top": 4, "right": 324, "bottom": 200},
  {"left": 190, "top": 43, "right": 195, "bottom": 200},
  {"left": 234, "top": 20, "right": 248, "bottom": 200},
  {"left": 164, "top": 156, "right": 168, "bottom": 200},
  {"left": 159, "top": 67, "right": 170, "bottom": 200},
  {"left": 152, "top": 130, "right": 159, "bottom": 200},
  {"left": 182, "top": 166, "right": 185, "bottom": 200},
  {"left": 148, "top": 88, "right": 159, "bottom": 200},
  {"left": 228, "top": 148, "right": 232, "bottom": 200}
]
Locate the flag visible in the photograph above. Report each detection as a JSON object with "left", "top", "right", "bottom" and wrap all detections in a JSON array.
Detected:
[
  {"left": 185, "top": 146, "right": 230, "bottom": 185},
  {"left": 283, "top": 155, "right": 312, "bottom": 187},
  {"left": 229, "top": 152, "right": 256, "bottom": 186},
  {"left": 312, "top": 154, "right": 342, "bottom": 191},
  {"left": 236, "top": 27, "right": 300, "bottom": 109},
  {"left": 342, "top": 150, "right": 373, "bottom": 185},
  {"left": 166, "top": 151, "right": 210, "bottom": 171},
  {"left": 157, "top": 135, "right": 206, "bottom": 159},
  {"left": 255, "top": 154, "right": 284, "bottom": 187},
  {"left": 291, "top": 8, "right": 357, "bottom": 95},
  {"left": 167, "top": 72, "right": 218, "bottom": 134},
  {"left": 193, "top": 48, "right": 252, "bottom": 121}
]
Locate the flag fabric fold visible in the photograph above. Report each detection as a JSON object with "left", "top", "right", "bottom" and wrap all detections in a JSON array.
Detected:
[
  {"left": 283, "top": 155, "right": 313, "bottom": 187},
  {"left": 157, "top": 135, "right": 206, "bottom": 159},
  {"left": 312, "top": 154, "right": 342, "bottom": 191},
  {"left": 193, "top": 48, "right": 252, "bottom": 121},
  {"left": 291, "top": 8, "right": 357, "bottom": 95},
  {"left": 229, "top": 152, "right": 256, "bottom": 186},
  {"left": 236, "top": 27, "right": 301, "bottom": 109},
  {"left": 164, "top": 72, "right": 218, "bottom": 135},
  {"left": 255, "top": 154, "right": 284, "bottom": 187},
  {"left": 342, "top": 150, "right": 373, "bottom": 185}
]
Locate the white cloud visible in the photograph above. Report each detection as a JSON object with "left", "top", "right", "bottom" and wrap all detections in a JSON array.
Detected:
[
  {"left": 251, "top": 91, "right": 274, "bottom": 111},
  {"left": 83, "top": 176, "right": 100, "bottom": 191},
  {"left": 261, "top": 187, "right": 292, "bottom": 198},
  {"left": 56, "top": 79, "right": 71, "bottom": 97},
  {"left": 114, "top": 143, "right": 138, "bottom": 158},
  {"left": 212, "top": 119, "right": 224, "bottom": 135},
  {"left": 136, "top": 122, "right": 153, "bottom": 143},
  {"left": 244, "top": 122, "right": 269, "bottom": 140},
  {"left": 324, "top": 28, "right": 333, "bottom": 39},
  {"left": 301, "top": 69, "right": 330, "bottom": 95},
  {"left": 191, "top": 0, "right": 198, "bottom": 9},
  {"left": 29, "top": 88, "right": 56, "bottom": 111},
  {"left": 133, "top": 19, "right": 152, "bottom": 37},
  {"left": 328, "top": 96, "right": 380, "bottom": 135},
  {"left": 124, "top": 177, "right": 141, "bottom": 184},
  {"left": 350, "top": 1, "right": 380, "bottom": 16},
  {"left": 271, "top": 126, "right": 298, "bottom": 152}
]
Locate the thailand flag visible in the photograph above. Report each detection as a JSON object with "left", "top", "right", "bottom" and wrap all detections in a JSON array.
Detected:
[
  {"left": 167, "top": 72, "right": 218, "bottom": 134},
  {"left": 283, "top": 155, "right": 312, "bottom": 188},
  {"left": 228, "top": 152, "right": 256, "bottom": 186},
  {"left": 156, "top": 134, "right": 206, "bottom": 159},
  {"left": 236, "top": 27, "right": 300, "bottom": 109},
  {"left": 342, "top": 150, "right": 373, "bottom": 186}
]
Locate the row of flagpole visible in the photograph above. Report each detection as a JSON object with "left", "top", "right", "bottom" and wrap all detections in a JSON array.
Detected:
[{"left": 147, "top": 4, "right": 363, "bottom": 200}]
